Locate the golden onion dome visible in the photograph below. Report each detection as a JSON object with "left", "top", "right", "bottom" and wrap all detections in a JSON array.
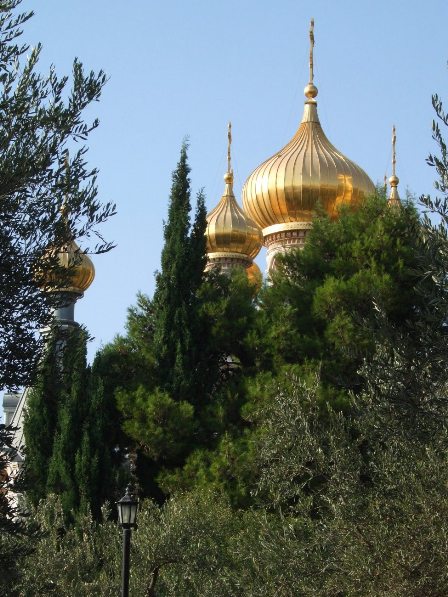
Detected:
[
  {"left": 245, "top": 261, "right": 262, "bottom": 290},
  {"left": 41, "top": 239, "right": 95, "bottom": 295},
  {"left": 242, "top": 19, "right": 375, "bottom": 232},
  {"left": 41, "top": 157, "right": 96, "bottom": 296},
  {"left": 206, "top": 123, "right": 263, "bottom": 260}
]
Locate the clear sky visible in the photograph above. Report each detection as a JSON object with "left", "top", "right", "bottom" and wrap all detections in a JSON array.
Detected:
[{"left": 21, "top": 0, "right": 448, "bottom": 361}]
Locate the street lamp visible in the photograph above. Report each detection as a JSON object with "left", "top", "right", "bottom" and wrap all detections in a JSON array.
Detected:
[{"left": 117, "top": 485, "right": 139, "bottom": 597}]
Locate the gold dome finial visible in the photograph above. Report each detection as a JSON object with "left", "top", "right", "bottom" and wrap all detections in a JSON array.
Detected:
[
  {"left": 304, "top": 18, "right": 318, "bottom": 101},
  {"left": 392, "top": 125, "right": 397, "bottom": 177},
  {"left": 388, "top": 125, "right": 401, "bottom": 206}
]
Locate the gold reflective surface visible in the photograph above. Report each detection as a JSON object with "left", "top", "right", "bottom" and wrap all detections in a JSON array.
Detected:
[
  {"left": 206, "top": 124, "right": 262, "bottom": 259},
  {"left": 242, "top": 100, "right": 375, "bottom": 228},
  {"left": 242, "top": 19, "right": 375, "bottom": 230},
  {"left": 245, "top": 261, "right": 262, "bottom": 290},
  {"left": 41, "top": 240, "right": 95, "bottom": 295},
  {"left": 206, "top": 171, "right": 262, "bottom": 258}
]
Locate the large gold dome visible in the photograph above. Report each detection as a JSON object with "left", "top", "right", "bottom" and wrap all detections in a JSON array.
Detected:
[
  {"left": 242, "top": 23, "right": 375, "bottom": 233},
  {"left": 206, "top": 169, "right": 262, "bottom": 260},
  {"left": 41, "top": 239, "right": 95, "bottom": 295}
]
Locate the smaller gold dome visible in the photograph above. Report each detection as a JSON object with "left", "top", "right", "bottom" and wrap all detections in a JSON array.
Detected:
[
  {"left": 206, "top": 124, "right": 263, "bottom": 260},
  {"left": 246, "top": 261, "right": 262, "bottom": 290},
  {"left": 41, "top": 239, "right": 95, "bottom": 295}
]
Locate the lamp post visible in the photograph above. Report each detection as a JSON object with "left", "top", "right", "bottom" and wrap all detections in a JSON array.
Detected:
[{"left": 117, "top": 485, "right": 139, "bottom": 597}]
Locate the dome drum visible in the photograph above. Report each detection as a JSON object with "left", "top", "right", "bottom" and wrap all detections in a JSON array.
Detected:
[
  {"left": 206, "top": 251, "right": 252, "bottom": 265},
  {"left": 264, "top": 225, "right": 312, "bottom": 273},
  {"left": 205, "top": 254, "right": 252, "bottom": 273}
]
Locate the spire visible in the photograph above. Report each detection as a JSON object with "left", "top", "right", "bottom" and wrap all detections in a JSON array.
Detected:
[
  {"left": 302, "top": 19, "right": 319, "bottom": 124},
  {"left": 227, "top": 121, "right": 232, "bottom": 174},
  {"left": 388, "top": 125, "right": 401, "bottom": 206},
  {"left": 224, "top": 121, "right": 234, "bottom": 191},
  {"left": 304, "top": 18, "right": 318, "bottom": 103},
  {"left": 309, "top": 17, "right": 315, "bottom": 86}
]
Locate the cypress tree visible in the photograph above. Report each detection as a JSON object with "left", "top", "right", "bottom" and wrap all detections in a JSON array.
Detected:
[
  {"left": 24, "top": 332, "right": 62, "bottom": 504},
  {"left": 152, "top": 143, "right": 207, "bottom": 401},
  {"left": 24, "top": 326, "right": 120, "bottom": 519},
  {"left": 46, "top": 327, "right": 89, "bottom": 516},
  {"left": 75, "top": 375, "right": 114, "bottom": 518}
]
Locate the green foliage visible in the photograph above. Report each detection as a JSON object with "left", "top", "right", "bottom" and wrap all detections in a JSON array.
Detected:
[
  {"left": 24, "top": 326, "right": 122, "bottom": 520},
  {"left": 260, "top": 195, "right": 423, "bottom": 394},
  {"left": 103, "top": 146, "right": 260, "bottom": 501},
  {"left": 46, "top": 327, "right": 89, "bottom": 515},
  {"left": 197, "top": 268, "right": 260, "bottom": 370},
  {"left": 117, "top": 387, "right": 196, "bottom": 462},
  {"left": 152, "top": 143, "right": 207, "bottom": 402},
  {"left": 0, "top": 0, "right": 114, "bottom": 391},
  {"left": 14, "top": 491, "right": 239, "bottom": 597},
  {"left": 22, "top": 333, "right": 61, "bottom": 504},
  {"left": 15, "top": 496, "right": 120, "bottom": 596},
  {"left": 0, "top": 425, "right": 38, "bottom": 595}
]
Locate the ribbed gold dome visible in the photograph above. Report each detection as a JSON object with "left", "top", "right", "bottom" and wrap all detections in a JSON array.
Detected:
[
  {"left": 206, "top": 123, "right": 262, "bottom": 260},
  {"left": 242, "top": 21, "right": 375, "bottom": 232},
  {"left": 41, "top": 239, "right": 95, "bottom": 295},
  {"left": 206, "top": 170, "right": 262, "bottom": 259}
]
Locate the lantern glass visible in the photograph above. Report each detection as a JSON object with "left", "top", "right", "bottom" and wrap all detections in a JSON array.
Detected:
[{"left": 117, "top": 487, "right": 138, "bottom": 528}]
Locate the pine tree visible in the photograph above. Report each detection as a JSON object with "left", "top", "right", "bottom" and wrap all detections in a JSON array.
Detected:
[{"left": 259, "top": 194, "right": 425, "bottom": 396}]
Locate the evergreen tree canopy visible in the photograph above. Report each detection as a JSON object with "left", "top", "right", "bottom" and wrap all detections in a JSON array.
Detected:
[
  {"left": 95, "top": 145, "right": 261, "bottom": 500},
  {"left": 259, "top": 195, "right": 425, "bottom": 395},
  {"left": 24, "top": 326, "right": 122, "bottom": 520},
  {"left": 152, "top": 144, "right": 207, "bottom": 401}
]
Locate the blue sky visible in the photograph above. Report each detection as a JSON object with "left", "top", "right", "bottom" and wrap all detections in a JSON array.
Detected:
[{"left": 22, "top": 0, "right": 448, "bottom": 360}]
